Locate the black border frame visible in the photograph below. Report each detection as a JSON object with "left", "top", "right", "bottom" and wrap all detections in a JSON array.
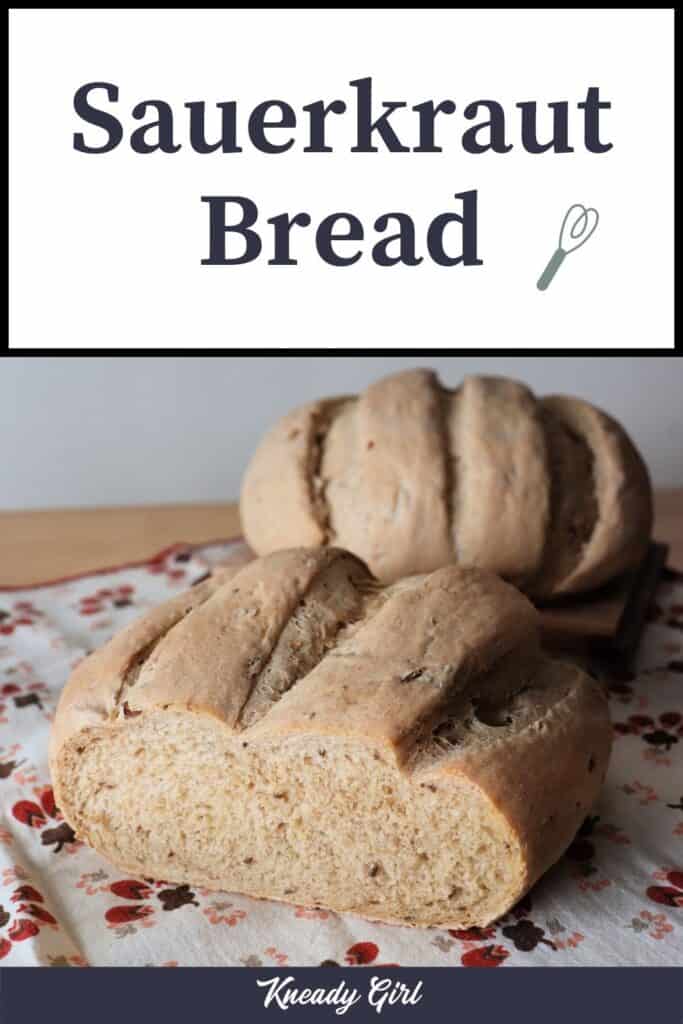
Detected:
[{"left": 2, "top": 8, "right": 682, "bottom": 1008}]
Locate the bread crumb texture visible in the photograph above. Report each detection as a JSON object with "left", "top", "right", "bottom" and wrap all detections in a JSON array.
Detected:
[{"left": 50, "top": 549, "right": 612, "bottom": 929}]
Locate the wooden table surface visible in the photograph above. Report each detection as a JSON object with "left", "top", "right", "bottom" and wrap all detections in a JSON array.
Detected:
[{"left": 1, "top": 491, "right": 681, "bottom": 588}]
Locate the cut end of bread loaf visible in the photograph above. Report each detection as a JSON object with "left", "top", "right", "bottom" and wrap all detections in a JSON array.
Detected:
[
  {"left": 50, "top": 549, "right": 612, "bottom": 930},
  {"left": 56, "top": 715, "right": 528, "bottom": 928}
]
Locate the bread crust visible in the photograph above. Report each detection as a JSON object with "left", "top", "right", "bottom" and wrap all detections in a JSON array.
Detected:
[
  {"left": 533, "top": 396, "right": 653, "bottom": 596},
  {"left": 51, "top": 550, "right": 612, "bottom": 930},
  {"left": 240, "top": 370, "right": 653, "bottom": 598}
]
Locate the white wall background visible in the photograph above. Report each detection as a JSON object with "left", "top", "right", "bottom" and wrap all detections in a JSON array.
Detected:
[{"left": 1, "top": 356, "right": 681, "bottom": 509}]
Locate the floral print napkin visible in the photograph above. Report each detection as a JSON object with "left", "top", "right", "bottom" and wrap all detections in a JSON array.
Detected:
[{"left": 1, "top": 541, "right": 681, "bottom": 966}]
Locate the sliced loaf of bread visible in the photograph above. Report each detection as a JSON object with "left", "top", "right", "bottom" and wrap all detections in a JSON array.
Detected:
[{"left": 50, "top": 548, "right": 612, "bottom": 929}]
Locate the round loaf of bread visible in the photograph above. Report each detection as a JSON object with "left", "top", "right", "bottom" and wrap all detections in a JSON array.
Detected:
[
  {"left": 240, "top": 370, "right": 653, "bottom": 598},
  {"left": 50, "top": 548, "right": 612, "bottom": 930}
]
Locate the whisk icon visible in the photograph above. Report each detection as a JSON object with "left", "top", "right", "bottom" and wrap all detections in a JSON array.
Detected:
[{"left": 537, "top": 203, "right": 599, "bottom": 291}]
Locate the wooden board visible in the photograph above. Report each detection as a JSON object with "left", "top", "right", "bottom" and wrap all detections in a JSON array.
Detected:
[{"left": 538, "top": 542, "right": 669, "bottom": 669}]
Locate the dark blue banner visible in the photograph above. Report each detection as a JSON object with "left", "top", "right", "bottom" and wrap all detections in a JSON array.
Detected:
[{"left": 1, "top": 967, "right": 682, "bottom": 1024}]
